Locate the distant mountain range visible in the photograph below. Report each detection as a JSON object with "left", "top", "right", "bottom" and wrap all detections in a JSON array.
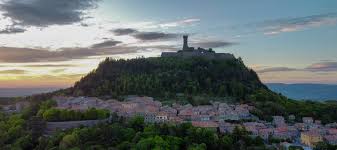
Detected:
[
  {"left": 266, "top": 83, "right": 337, "bottom": 101},
  {"left": 0, "top": 88, "right": 61, "bottom": 97}
]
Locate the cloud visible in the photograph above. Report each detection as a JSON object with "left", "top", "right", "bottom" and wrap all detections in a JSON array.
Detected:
[
  {"left": 256, "top": 67, "right": 299, "bottom": 73},
  {"left": 51, "top": 69, "right": 66, "bottom": 73},
  {"left": 0, "top": 69, "right": 27, "bottom": 74},
  {"left": 112, "top": 28, "right": 138, "bottom": 36},
  {"left": 306, "top": 62, "right": 337, "bottom": 72},
  {"left": 132, "top": 32, "right": 180, "bottom": 41},
  {"left": 159, "top": 18, "right": 200, "bottom": 28},
  {"left": 192, "top": 41, "right": 236, "bottom": 48},
  {"left": 112, "top": 28, "right": 180, "bottom": 41},
  {"left": 256, "top": 61, "right": 337, "bottom": 74},
  {"left": 23, "top": 64, "right": 77, "bottom": 68},
  {"left": 261, "top": 13, "right": 337, "bottom": 35},
  {"left": 0, "top": 46, "right": 138, "bottom": 63},
  {"left": 0, "top": 26, "right": 26, "bottom": 34},
  {"left": 90, "top": 40, "right": 122, "bottom": 49},
  {"left": 0, "top": 73, "right": 86, "bottom": 88},
  {"left": 0, "top": 0, "right": 100, "bottom": 27},
  {"left": 0, "top": 64, "right": 77, "bottom": 68},
  {"left": 121, "top": 18, "right": 200, "bottom": 30},
  {"left": 111, "top": 27, "right": 181, "bottom": 41},
  {"left": 0, "top": 44, "right": 179, "bottom": 63}
]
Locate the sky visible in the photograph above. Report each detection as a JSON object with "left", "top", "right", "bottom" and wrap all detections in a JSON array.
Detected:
[{"left": 0, "top": 0, "right": 337, "bottom": 88}]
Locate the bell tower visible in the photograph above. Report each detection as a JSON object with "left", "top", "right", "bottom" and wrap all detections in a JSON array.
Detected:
[{"left": 183, "top": 35, "right": 189, "bottom": 51}]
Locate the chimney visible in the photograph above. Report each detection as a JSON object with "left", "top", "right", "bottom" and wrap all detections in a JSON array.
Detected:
[{"left": 183, "top": 35, "right": 188, "bottom": 50}]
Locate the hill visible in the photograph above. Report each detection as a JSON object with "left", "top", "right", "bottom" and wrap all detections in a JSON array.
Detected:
[
  {"left": 66, "top": 56, "right": 267, "bottom": 99},
  {"left": 53, "top": 56, "right": 337, "bottom": 123},
  {"left": 267, "top": 83, "right": 337, "bottom": 101}
]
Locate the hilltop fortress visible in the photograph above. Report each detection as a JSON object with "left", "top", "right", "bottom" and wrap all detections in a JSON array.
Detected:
[{"left": 161, "top": 35, "right": 235, "bottom": 59}]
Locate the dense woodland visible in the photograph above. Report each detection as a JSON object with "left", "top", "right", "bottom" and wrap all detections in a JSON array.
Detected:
[
  {"left": 69, "top": 57, "right": 266, "bottom": 98},
  {"left": 34, "top": 116, "right": 270, "bottom": 150}
]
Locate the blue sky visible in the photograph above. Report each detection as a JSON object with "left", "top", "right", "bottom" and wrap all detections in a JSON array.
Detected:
[
  {"left": 0, "top": 0, "right": 337, "bottom": 87},
  {"left": 101, "top": 0, "right": 337, "bottom": 63}
]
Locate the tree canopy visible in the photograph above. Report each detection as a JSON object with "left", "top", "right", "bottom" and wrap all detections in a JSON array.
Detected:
[
  {"left": 42, "top": 108, "right": 110, "bottom": 122},
  {"left": 68, "top": 57, "right": 266, "bottom": 99}
]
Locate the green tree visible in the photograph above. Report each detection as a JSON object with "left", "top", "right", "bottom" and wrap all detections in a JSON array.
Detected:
[
  {"left": 187, "top": 143, "right": 207, "bottom": 150},
  {"left": 59, "top": 134, "right": 79, "bottom": 150},
  {"left": 43, "top": 108, "right": 60, "bottom": 121},
  {"left": 129, "top": 116, "right": 145, "bottom": 132},
  {"left": 136, "top": 136, "right": 170, "bottom": 150},
  {"left": 219, "top": 135, "right": 234, "bottom": 150}
]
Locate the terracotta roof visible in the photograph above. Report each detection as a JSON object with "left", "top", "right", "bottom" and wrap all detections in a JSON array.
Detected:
[
  {"left": 302, "top": 130, "right": 321, "bottom": 137},
  {"left": 274, "top": 127, "right": 288, "bottom": 133},
  {"left": 328, "top": 128, "right": 337, "bottom": 135},
  {"left": 70, "top": 105, "right": 88, "bottom": 111},
  {"left": 179, "top": 109, "right": 194, "bottom": 116},
  {"left": 259, "top": 128, "right": 273, "bottom": 133},
  {"left": 169, "top": 116, "right": 183, "bottom": 123},
  {"left": 192, "top": 121, "right": 219, "bottom": 128},
  {"left": 324, "top": 135, "right": 337, "bottom": 141},
  {"left": 156, "top": 111, "right": 168, "bottom": 116}
]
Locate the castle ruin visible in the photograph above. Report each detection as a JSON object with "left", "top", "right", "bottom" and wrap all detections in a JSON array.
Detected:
[{"left": 161, "top": 35, "right": 235, "bottom": 60}]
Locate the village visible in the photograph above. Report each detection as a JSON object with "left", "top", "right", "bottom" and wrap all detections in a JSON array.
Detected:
[
  {"left": 34, "top": 96, "right": 337, "bottom": 150},
  {"left": 2, "top": 95, "right": 337, "bottom": 149}
]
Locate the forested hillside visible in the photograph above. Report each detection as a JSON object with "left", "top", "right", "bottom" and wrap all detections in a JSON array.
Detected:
[{"left": 68, "top": 57, "right": 267, "bottom": 99}]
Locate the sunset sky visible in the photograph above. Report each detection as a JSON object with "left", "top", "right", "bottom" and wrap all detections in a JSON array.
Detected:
[{"left": 1, "top": 0, "right": 337, "bottom": 88}]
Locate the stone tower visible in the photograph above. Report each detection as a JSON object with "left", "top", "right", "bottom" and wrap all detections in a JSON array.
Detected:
[{"left": 183, "top": 35, "right": 189, "bottom": 50}]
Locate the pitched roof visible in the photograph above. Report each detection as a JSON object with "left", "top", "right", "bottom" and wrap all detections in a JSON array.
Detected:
[{"left": 192, "top": 121, "right": 219, "bottom": 128}]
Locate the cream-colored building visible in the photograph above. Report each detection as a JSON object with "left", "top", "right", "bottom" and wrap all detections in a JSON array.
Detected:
[{"left": 301, "top": 131, "right": 323, "bottom": 147}]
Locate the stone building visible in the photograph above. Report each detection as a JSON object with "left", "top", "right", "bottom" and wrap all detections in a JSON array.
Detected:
[
  {"left": 161, "top": 35, "right": 235, "bottom": 60},
  {"left": 301, "top": 130, "right": 323, "bottom": 147},
  {"left": 155, "top": 112, "right": 169, "bottom": 123},
  {"left": 273, "top": 116, "right": 286, "bottom": 127}
]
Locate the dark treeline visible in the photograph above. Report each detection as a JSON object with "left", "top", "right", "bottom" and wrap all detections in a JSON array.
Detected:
[
  {"left": 35, "top": 100, "right": 110, "bottom": 122},
  {"left": 35, "top": 116, "right": 270, "bottom": 150},
  {"left": 41, "top": 108, "right": 110, "bottom": 122}
]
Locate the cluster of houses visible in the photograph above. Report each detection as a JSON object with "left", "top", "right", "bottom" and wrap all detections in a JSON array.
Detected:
[
  {"left": 51, "top": 96, "right": 337, "bottom": 149},
  {"left": 53, "top": 96, "right": 255, "bottom": 125},
  {"left": 221, "top": 115, "right": 337, "bottom": 149},
  {"left": 0, "top": 101, "right": 29, "bottom": 114}
]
